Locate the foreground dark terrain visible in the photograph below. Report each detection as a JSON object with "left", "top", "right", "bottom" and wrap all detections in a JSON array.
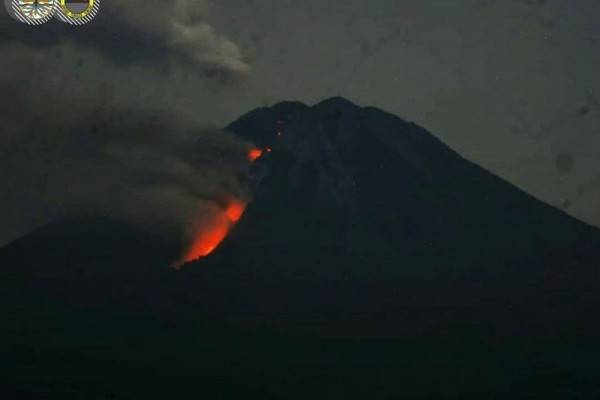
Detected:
[{"left": 2, "top": 98, "right": 600, "bottom": 399}]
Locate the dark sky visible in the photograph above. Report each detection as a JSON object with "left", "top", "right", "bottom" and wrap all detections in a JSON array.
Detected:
[{"left": 1, "top": 0, "right": 599, "bottom": 245}]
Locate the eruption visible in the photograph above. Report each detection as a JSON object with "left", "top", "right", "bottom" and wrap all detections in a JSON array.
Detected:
[
  {"left": 175, "top": 198, "right": 247, "bottom": 268},
  {"left": 174, "top": 145, "right": 271, "bottom": 269},
  {"left": 247, "top": 148, "right": 263, "bottom": 162}
]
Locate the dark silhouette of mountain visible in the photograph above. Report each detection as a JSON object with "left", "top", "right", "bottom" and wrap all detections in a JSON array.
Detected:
[
  {"left": 176, "top": 97, "right": 600, "bottom": 336},
  {"left": 2, "top": 97, "right": 600, "bottom": 399}
]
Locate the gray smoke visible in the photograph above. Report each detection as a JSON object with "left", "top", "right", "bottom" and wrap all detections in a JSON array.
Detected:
[{"left": 0, "top": 1, "right": 252, "bottom": 246}]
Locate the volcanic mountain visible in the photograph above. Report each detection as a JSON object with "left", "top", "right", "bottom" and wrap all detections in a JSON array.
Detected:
[
  {"left": 2, "top": 97, "right": 600, "bottom": 398},
  {"left": 175, "top": 97, "right": 600, "bottom": 335}
]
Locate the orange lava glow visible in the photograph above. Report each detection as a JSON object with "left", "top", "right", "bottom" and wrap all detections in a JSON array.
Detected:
[
  {"left": 182, "top": 216, "right": 230, "bottom": 261},
  {"left": 175, "top": 199, "right": 247, "bottom": 268},
  {"left": 225, "top": 200, "right": 246, "bottom": 222},
  {"left": 248, "top": 148, "right": 263, "bottom": 162}
]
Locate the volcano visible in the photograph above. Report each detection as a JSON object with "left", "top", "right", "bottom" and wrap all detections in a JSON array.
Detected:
[
  {"left": 2, "top": 97, "right": 600, "bottom": 399},
  {"left": 177, "top": 97, "right": 600, "bottom": 334}
]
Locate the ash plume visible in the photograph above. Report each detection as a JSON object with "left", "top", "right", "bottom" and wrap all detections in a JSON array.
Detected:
[
  {"left": 0, "top": 92, "right": 252, "bottom": 247},
  {"left": 0, "top": 1, "right": 253, "bottom": 247}
]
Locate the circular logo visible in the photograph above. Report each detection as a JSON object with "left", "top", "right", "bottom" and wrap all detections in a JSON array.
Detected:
[
  {"left": 5, "top": 0, "right": 56, "bottom": 25},
  {"left": 54, "top": 0, "right": 99, "bottom": 25}
]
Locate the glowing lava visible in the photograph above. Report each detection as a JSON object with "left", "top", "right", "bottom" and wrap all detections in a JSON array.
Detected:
[
  {"left": 175, "top": 146, "right": 269, "bottom": 268},
  {"left": 183, "top": 216, "right": 230, "bottom": 260},
  {"left": 225, "top": 201, "right": 245, "bottom": 222},
  {"left": 248, "top": 148, "right": 263, "bottom": 162},
  {"left": 175, "top": 199, "right": 247, "bottom": 268}
]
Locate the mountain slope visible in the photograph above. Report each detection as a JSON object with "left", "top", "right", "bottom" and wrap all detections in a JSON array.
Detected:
[{"left": 176, "top": 97, "right": 600, "bottom": 336}]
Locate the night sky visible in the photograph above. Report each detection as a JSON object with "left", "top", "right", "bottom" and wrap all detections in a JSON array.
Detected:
[{"left": 1, "top": 0, "right": 599, "bottom": 245}]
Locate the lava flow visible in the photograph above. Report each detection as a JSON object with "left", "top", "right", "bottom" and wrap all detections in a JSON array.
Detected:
[
  {"left": 247, "top": 148, "right": 263, "bottom": 162},
  {"left": 175, "top": 199, "right": 247, "bottom": 268},
  {"left": 174, "top": 146, "right": 267, "bottom": 268}
]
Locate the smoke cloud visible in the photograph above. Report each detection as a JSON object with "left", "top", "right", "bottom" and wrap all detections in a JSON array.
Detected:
[
  {"left": 99, "top": 0, "right": 249, "bottom": 74},
  {"left": 0, "top": 1, "right": 252, "bottom": 247}
]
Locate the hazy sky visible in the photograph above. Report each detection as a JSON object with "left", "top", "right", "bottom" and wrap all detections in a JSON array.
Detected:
[
  {"left": 207, "top": 0, "right": 600, "bottom": 226},
  {"left": 1, "top": 0, "right": 599, "bottom": 245}
]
